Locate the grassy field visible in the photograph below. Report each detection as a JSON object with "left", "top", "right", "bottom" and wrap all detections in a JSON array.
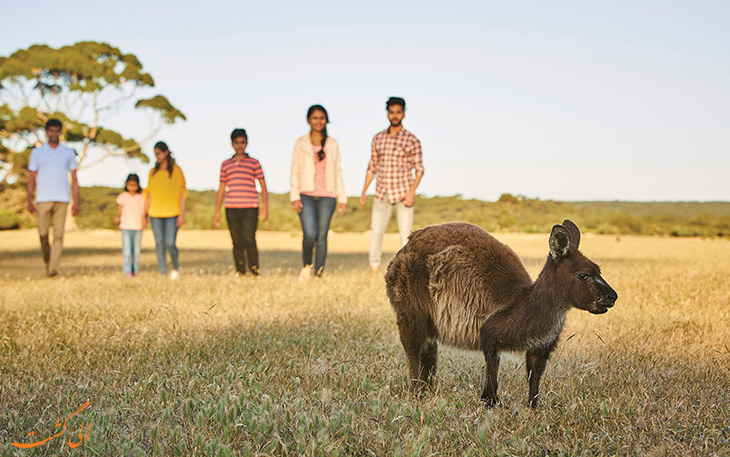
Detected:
[{"left": 1, "top": 228, "right": 729, "bottom": 456}]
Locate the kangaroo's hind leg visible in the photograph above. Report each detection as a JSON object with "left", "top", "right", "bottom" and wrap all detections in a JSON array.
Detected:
[
  {"left": 420, "top": 339, "right": 438, "bottom": 388},
  {"left": 396, "top": 316, "right": 430, "bottom": 393}
]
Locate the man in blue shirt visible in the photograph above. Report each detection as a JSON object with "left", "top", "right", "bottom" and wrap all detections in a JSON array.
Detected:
[{"left": 27, "top": 119, "right": 80, "bottom": 277}]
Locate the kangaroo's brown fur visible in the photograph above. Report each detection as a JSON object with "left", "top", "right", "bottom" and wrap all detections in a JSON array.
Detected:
[{"left": 385, "top": 220, "right": 617, "bottom": 407}]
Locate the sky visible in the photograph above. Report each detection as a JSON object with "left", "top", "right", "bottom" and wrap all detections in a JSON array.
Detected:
[{"left": 2, "top": 0, "right": 729, "bottom": 201}]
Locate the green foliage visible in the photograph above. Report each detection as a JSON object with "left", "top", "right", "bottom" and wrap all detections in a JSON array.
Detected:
[
  {"left": 3, "top": 183, "right": 728, "bottom": 237},
  {"left": 76, "top": 186, "right": 120, "bottom": 229},
  {"left": 0, "top": 42, "right": 153, "bottom": 91},
  {"left": 0, "top": 208, "right": 33, "bottom": 230},
  {"left": 135, "top": 95, "right": 187, "bottom": 123},
  {"left": 0, "top": 208, "right": 22, "bottom": 229},
  {"left": 66, "top": 188, "right": 730, "bottom": 237},
  {"left": 0, "top": 41, "right": 185, "bottom": 186}
]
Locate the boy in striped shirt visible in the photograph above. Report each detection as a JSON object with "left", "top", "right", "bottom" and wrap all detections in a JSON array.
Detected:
[{"left": 214, "top": 128, "right": 269, "bottom": 275}]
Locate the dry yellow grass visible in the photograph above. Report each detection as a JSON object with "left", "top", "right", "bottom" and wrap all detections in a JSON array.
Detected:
[{"left": 1, "top": 228, "right": 729, "bottom": 456}]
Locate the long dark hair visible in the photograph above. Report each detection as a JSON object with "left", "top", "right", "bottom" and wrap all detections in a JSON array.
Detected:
[
  {"left": 307, "top": 105, "right": 328, "bottom": 161},
  {"left": 153, "top": 141, "right": 175, "bottom": 177},
  {"left": 124, "top": 173, "right": 142, "bottom": 192}
]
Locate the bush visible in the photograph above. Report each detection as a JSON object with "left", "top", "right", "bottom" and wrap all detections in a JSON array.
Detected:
[{"left": 0, "top": 209, "right": 31, "bottom": 230}]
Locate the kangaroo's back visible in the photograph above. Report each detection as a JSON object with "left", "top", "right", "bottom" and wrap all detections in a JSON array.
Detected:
[{"left": 386, "top": 223, "right": 532, "bottom": 350}]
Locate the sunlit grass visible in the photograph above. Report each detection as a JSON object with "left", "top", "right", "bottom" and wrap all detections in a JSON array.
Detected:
[{"left": 1, "top": 229, "right": 729, "bottom": 456}]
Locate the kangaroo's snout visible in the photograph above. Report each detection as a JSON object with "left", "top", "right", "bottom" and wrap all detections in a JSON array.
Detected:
[{"left": 592, "top": 280, "right": 618, "bottom": 313}]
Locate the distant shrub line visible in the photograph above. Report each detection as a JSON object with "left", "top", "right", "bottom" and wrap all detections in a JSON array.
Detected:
[{"left": 1, "top": 186, "right": 729, "bottom": 237}]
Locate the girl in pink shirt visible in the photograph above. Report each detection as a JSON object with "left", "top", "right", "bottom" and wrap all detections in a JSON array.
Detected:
[{"left": 115, "top": 174, "right": 147, "bottom": 277}]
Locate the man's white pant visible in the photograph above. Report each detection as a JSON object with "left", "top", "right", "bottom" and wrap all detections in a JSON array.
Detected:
[{"left": 369, "top": 198, "right": 414, "bottom": 267}]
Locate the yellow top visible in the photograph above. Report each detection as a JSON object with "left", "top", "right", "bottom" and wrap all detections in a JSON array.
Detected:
[{"left": 146, "top": 164, "right": 187, "bottom": 218}]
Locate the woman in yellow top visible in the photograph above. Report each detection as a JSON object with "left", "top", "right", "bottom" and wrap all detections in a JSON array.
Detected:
[{"left": 145, "top": 141, "right": 187, "bottom": 279}]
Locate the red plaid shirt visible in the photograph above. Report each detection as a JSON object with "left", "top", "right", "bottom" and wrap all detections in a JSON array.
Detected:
[{"left": 367, "top": 127, "right": 424, "bottom": 203}]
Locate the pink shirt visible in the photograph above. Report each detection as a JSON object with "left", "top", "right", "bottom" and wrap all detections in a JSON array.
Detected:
[
  {"left": 116, "top": 191, "right": 147, "bottom": 230},
  {"left": 302, "top": 145, "right": 336, "bottom": 198}
]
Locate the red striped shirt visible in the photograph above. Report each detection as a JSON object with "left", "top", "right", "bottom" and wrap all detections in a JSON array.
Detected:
[{"left": 220, "top": 155, "right": 264, "bottom": 208}]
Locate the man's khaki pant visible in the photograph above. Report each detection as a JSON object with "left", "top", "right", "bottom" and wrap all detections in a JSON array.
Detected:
[
  {"left": 368, "top": 197, "right": 414, "bottom": 268},
  {"left": 36, "top": 201, "right": 68, "bottom": 275}
]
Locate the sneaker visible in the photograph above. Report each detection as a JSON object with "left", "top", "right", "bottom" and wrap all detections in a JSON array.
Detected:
[
  {"left": 125, "top": 272, "right": 133, "bottom": 279},
  {"left": 170, "top": 270, "right": 179, "bottom": 280},
  {"left": 314, "top": 266, "right": 325, "bottom": 278},
  {"left": 250, "top": 266, "right": 260, "bottom": 276},
  {"left": 298, "top": 265, "right": 312, "bottom": 282},
  {"left": 47, "top": 269, "right": 59, "bottom": 278},
  {"left": 369, "top": 266, "right": 380, "bottom": 278}
]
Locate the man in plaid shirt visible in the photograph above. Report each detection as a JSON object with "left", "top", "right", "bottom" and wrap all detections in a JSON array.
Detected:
[{"left": 359, "top": 97, "right": 424, "bottom": 275}]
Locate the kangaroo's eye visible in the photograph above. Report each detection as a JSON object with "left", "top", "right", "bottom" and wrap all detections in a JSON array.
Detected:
[{"left": 577, "top": 273, "right": 590, "bottom": 281}]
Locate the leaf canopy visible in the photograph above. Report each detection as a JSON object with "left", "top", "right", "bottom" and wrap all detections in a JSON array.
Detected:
[
  {"left": 0, "top": 42, "right": 154, "bottom": 93},
  {"left": 0, "top": 41, "right": 182, "bottom": 184},
  {"left": 136, "top": 95, "right": 187, "bottom": 123}
]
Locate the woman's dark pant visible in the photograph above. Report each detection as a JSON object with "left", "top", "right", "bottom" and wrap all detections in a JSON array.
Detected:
[
  {"left": 225, "top": 207, "right": 259, "bottom": 274},
  {"left": 150, "top": 216, "right": 179, "bottom": 274},
  {"left": 299, "top": 194, "right": 336, "bottom": 274}
]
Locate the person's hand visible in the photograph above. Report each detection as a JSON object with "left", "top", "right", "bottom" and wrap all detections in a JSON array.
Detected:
[
  {"left": 28, "top": 201, "right": 37, "bottom": 215},
  {"left": 71, "top": 201, "right": 80, "bottom": 216},
  {"left": 291, "top": 200, "right": 303, "bottom": 214},
  {"left": 213, "top": 212, "right": 221, "bottom": 229},
  {"left": 114, "top": 215, "right": 121, "bottom": 225},
  {"left": 338, "top": 203, "right": 347, "bottom": 216},
  {"left": 359, "top": 193, "right": 367, "bottom": 207},
  {"left": 402, "top": 193, "right": 415, "bottom": 207},
  {"left": 176, "top": 214, "right": 185, "bottom": 228},
  {"left": 259, "top": 207, "right": 269, "bottom": 222},
  {"left": 142, "top": 217, "right": 147, "bottom": 229}
]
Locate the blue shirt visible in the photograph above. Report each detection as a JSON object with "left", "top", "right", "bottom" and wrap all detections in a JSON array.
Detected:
[{"left": 28, "top": 143, "right": 78, "bottom": 203}]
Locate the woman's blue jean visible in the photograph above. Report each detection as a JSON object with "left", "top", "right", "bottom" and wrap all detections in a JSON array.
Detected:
[
  {"left": 150, "top": 217, "right": 179, "bottom": 274},
  {"left": 299, "top": 194, "right": 336, "bottom": 273},
  {"left": 121, "top": 229, "right": 142, "bottom": 275}
]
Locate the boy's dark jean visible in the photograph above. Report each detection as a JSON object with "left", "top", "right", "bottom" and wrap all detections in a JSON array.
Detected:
[{"left": 225, "top": 207, "right": 259, "bottom": 274}]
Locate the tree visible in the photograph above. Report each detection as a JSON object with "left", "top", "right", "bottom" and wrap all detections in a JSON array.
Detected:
[{"left": 0, "top": 41, "right": 186, "bottom": 187}]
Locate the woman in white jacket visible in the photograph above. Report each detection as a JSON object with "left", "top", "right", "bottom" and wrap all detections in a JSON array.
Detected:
[{"left": 290, "top": 105, "right": 347, "bottom": 280}]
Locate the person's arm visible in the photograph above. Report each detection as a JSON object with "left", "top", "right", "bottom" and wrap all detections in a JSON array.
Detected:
[
  {"left": 176, "top": 167, "right": 187, "bottom": 228},
  {"left": 177, "top": 186, "right": 186, "bottom": 228},
  {"left": 359, "top": 138, "right": 378, "bottom": 206},
  {"left": 359, "top": 171, "right": 376, "bottom": 207},
  {"left": 334, "top": 143, "right": 347, "bottom": 216},
  {"left": 213, "top": 181, "right": 226, "bottom": 228},
  {"left": 290, "top": 141, "right": 303, "bottom": 213},
  {"left": 402, "top": 172, "right": 423, "bottom": 207},
  {"left": 144, "top": 171, "right": 152, "bottom": 219},
  {"left": 27, "top": 171, "right": 37, "bottom": 214},
  {"left": 258, "top": 177, "right": 269, "bottom": 222},
  {"left": 401, "top": 138, "right": 424, "bottom": 207},
  {"left": 144, "top": 192, "right": 151, "bottom": 215},
  {"left": 114, "top": 203, "right": 123, "bottom": 226},
  {"left": 70, "top": 170, "right": 80, "bottom": 216}
]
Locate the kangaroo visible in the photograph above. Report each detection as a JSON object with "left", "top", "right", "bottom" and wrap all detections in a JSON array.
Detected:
[{"left": 385, "top": 220, "right": 617, "bottom": 407}]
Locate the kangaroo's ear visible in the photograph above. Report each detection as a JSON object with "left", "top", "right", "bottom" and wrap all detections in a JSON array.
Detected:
[
  {"left": 561, "top": 219, "right": 581, "bottom": 249},
  {"left": 549, "top": 225, "right": 570, "bottom": 260}
]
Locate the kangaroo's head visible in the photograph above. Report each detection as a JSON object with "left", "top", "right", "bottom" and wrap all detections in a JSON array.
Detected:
[{"left": 548, "top": 219, "right": 618, "bottom": 314}]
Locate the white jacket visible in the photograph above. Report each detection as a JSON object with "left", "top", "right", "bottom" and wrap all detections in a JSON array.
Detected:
[{"left": 290, "top": 134, "right": 347, "bottom": 204}]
